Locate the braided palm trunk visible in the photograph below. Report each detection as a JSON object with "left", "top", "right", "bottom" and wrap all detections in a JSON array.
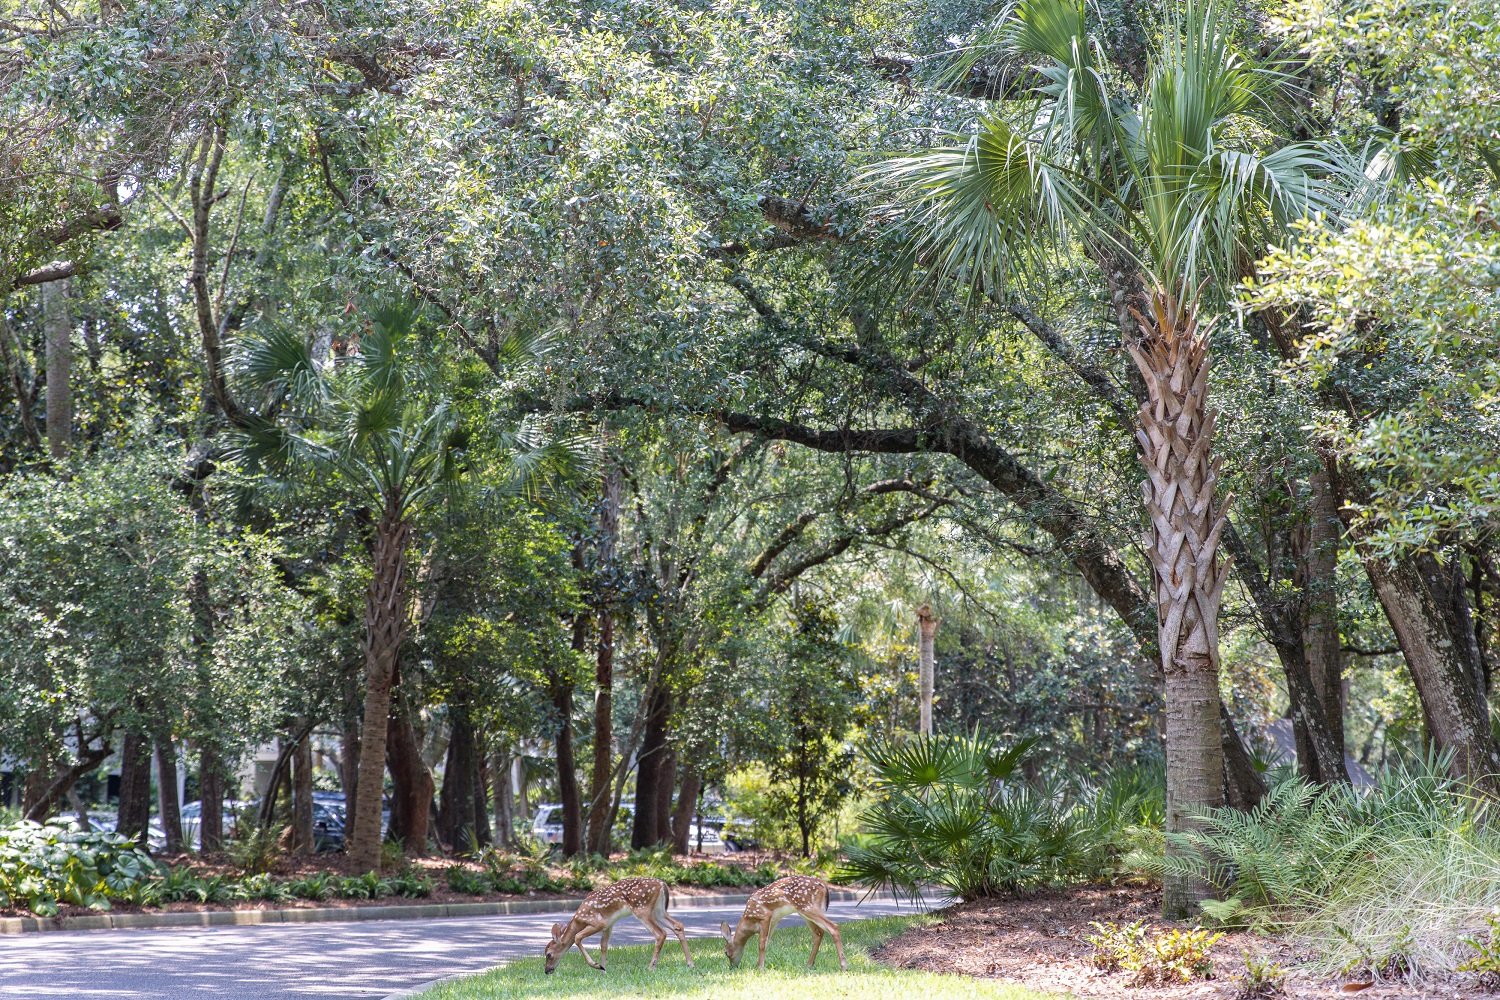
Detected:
[{"left": 1127, "top": 289, "right": 1231, "bottom": 918}]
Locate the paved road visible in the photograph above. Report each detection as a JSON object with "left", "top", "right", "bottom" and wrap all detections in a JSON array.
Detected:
[{"left": 0, "top": 896, "right": 928, "bottom": 1000}]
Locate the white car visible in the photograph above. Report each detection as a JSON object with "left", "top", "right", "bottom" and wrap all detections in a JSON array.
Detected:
[{"left": 532, "top": 803, "right": 726, "bottom": 853}]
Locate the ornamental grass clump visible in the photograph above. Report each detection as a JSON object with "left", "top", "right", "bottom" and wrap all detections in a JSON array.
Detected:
[{"left": 1166, "top": 753, "right": 1500, "bottom": 982}]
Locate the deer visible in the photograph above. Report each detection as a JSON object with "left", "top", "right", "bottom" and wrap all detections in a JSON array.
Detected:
[
  {"left": 542, "top": 876, "right": 693, "bottom": 974},
  {"left": 720, "top": 875, "right": 847, "bottom": 971}
]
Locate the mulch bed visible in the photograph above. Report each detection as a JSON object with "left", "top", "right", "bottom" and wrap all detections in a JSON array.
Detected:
[{"left": 871, "top": 886, "right": 1479, "bottom": 999}]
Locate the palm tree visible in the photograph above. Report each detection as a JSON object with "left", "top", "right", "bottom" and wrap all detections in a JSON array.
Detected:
[
  {"left": 870, "top": 0, "right": 1346, "bottom": 915},
  {"left": 232, "top": 301, "right": 581, "bottom": 872}
]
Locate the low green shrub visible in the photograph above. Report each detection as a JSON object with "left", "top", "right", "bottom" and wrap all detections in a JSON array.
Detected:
[
  {"left": 337, "top": 871, "right": 393, "bottom": 899},
  {"left": 840, "top": 736, "right": 1162, "bottom": 900},
  {"left": 1086, "top": 920, "right": 1222, "bottom": 986},
  {"left": 288, "top": 872, "right": 334, "bottom": 900},
  {"left": 1235, "top": 952, "right": 1288, "bottom": 999},
  {"left": 0, "top": 821, "right": 158, "bottom": 916}
]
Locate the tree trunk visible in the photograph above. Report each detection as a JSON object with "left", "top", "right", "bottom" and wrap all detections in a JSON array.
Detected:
[
  {"left": 471, "top": 743, "right": 491, "bottom": 849},
  {"left": 386, "top": 692, "right": 433, "bottom": 856},
  {"left": 552, "top": 680, "right": 583, "bottom": 856},
  {"left": 586, "top": 465, "right": 621, "bottom": 856},
  {"left": 670, "top": 769, "right": 701, "bottom": 855},
  {"left": 117, "top": 730, "right": 153, "bottom": 847},
  {"left": 438, "top": 705, "right": 479, "bottom": 852},
  {"left": 200, "top": 745, "right": 225, "bottom": 851},
  {"left": 653, "top": 749, "right": 677, "bottom": 850},
  {"left": 492, "top": 749, "right": 515, "bottom": 848},
  {"left": 154, "top": 729, "right": 184, "bottom": 855},
  {"left": 1363, "top": 551, "right": 1500, "bottom": 796},
  {"left": 1220, "top": 705, "right": 1267, "bottom": 809},
  {"left": 917, "top": 604, "right": 938, "bottom": 735},
  {"left": 41, "top": 277, "right": 71, "bottom": 460},
  {"left": 1304, "top": 470, "right": 1346, "bottom": 757},
  {"left": 292, "top": 734, "right": 314, "bottom": 855},
  {"left": 631, "top": 686, "right": 671, "bottom": 849},
  {"left": 1127, "top": 291, "right": 1229, "bottom": 919},
  {"left": 348, "top": 510, "right": 411, "bottom": 872}
]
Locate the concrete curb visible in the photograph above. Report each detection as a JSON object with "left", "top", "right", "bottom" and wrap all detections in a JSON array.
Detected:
[{"left": 0, "top": 887, "right": 883, "bottom": 935}]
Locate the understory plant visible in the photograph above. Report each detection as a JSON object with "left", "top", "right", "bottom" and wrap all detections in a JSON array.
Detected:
[
  {"left": 0, "top": 821, "right": 158, "bottom": 916},
  {"left": 1166, "top": 753, "right": 1500, "bottom": 981},
  {"left": 1087, "top": 920, "right": 1222, "bottom": 985},
  {"left": 839, "top": 735, "right": 1163, "bottom": 899}
]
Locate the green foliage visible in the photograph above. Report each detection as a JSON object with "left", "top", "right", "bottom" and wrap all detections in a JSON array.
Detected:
[
  {"left": 1087, "top": 920, "right": 1222, "bottom": 986},
  {"left": 1235, "top": 952, "right": 1288, "bottom": 999},
  {"left": 228, "top": 827, "right": 283, "bottom": 876},
  {"left": 0, "top": 822, "right": 158, "bottom": 916},
  {"left": 841, "top": 736, "right": 1161, "bottom": 900},
  {"left": 1459, "top": 910, "right": 1500, "bottom": 990},
  {"left": 1168, "top": 757, "right": 1500, "bottom": 979}
]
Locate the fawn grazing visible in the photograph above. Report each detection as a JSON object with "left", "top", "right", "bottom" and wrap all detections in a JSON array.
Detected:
[
  {"left": 542, "top": 876, "right": 692, "bottom": 974},
  {"left": 720, "top": 875, "right": 846, "bottom": 971}
]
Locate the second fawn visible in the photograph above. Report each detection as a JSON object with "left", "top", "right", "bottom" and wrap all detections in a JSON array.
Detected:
[
  {"left": 542, "top": 876, "right": 692, "bottom": 974},
  {"left": 720, "top": 875, "right": 847, "bottom": 971}
]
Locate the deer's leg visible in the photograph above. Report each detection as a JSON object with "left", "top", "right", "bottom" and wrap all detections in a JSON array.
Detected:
[
  {"left": 756, "top": 920, "right": 772, "bottom": 970},
  {"left": 598, "top": 926, "right": 612, "bottom": 970},
  {"left": 634, "top": 907, "right": 669, "bottom": 970},
  {"left": 572, "top": 925, "right": 606, "bottom": 970},
  {"left": 666, "top": 914, "right": 694, "bottom": 968},
  {"left": 807, "top": 924, "right": 824, "bottom": 968},
  {"left": 804, "top": 912, "right": 846, "bottom": 971}
]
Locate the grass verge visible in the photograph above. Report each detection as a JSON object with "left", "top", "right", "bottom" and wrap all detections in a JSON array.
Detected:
[{"left": 420, "top": 915, "right": 1054, "bottom": 999}]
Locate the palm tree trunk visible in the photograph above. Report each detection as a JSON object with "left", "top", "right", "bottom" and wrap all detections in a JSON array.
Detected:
[
  {"left": 348, "top": 510, "right": 410, "bottom": 872},
  {"left": 1128, "top": 289, "right": 1230, "bottom": 919},
  {"left": 917, "top": 604, "right": 938, "bottom": 735}
]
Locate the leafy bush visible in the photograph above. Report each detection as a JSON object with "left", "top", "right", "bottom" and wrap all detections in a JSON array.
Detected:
[
  {"left": 337, "top": 871, "right": 393, "bottom": 900},
  {"left": 1087, "top": 920, "right": 1222, "bottom": 985},
  {"left": 1459, "top": 910, "right": 1500, "bottom": 990},
  {"left": 228, "top": 826, "right": 281, "bottom": 875},
  {"left": 840, "top": 736, "right": 1159, "bottom": 900},
  {"left": 1168, "top": 754, "right": 1500, "bottom": 980},
  {"left": 1235, "top": 952, "right": 1288, "bottom": 999},
  {"left": 288, "top": 873, "right": 334, "bottom": 900},
  {"left": 0, "top": 821, "right": 158, "bottom": 916}
]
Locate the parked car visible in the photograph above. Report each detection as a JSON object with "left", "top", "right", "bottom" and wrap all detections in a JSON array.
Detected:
[{"left": 532, "top": 802, "right": 727, "bottom": 853}]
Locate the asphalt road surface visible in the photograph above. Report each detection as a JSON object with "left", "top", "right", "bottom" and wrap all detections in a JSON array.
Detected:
[{"left": 0, "top": 896, "right": 928, "bottom": 1000}]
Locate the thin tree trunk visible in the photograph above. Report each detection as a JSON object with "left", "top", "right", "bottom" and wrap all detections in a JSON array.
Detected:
[
  {"left": 492, "top": 749, "right": 515, "bottom": 848},
  {"left": 1304, "top": 470, "right": 1345, "bottom": 756},
  {"left": 1220, "top": 705, "right": 1267, "bottom": 809},
  {"left": 917, "top": 604, "right": 938, "bottom": 736},
  {"left": 348, "top": 510, "right": 410, "bottom": 872},
  {"left": 1128, "top": 291, "right": 1229, "bottom": 919},
  {"left": 654, "top": 749, "right": 677, "bottom": 850},
  {"left": 553, "top": 680, "right": 583, "bottom": 856},
  {"left": 200, "top": 746, "right": 224, "bottom": 851},
  {"left": 586, "top": 464, "right": 621, "bottom": 856},
  {"left": 155, "top": 728, "right": 184, "bottom": 854},
  {"left": 41, "top": 277, "right": 71, "bottom": 460},
  {"left": 471, "top": 742, "right": 492, "bottom": 849},
  {"left": 671, "top": 769, "right": 701, "bottom": 855},
  {"left": 292, "top": 734, "right": 314, "bottom": 855},
  {"left": 117, "top": 730, "right": 153, "bottom": 847}
]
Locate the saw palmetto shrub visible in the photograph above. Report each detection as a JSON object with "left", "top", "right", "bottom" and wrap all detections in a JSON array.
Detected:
[{"left": 839, "top": 735, "right": 1163, "bottom": 900}]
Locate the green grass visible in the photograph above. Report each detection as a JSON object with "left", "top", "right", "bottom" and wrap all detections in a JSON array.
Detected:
[{"left": 422, "top": 916, "right": 1055, "bottom": 999}]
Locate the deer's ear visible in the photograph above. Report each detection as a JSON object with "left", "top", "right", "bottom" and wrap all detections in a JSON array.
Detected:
[
  {"left": 720, "top": 921, "right": 732, "bottom": 941},
  {"left": 551, "top": 922, "right": 564, "bottom": 940}
]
